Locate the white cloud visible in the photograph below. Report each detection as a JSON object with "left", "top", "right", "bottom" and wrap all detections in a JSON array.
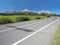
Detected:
[
  {"left": 37, "top": 10, "right": 51, "bottom": 13},
  {"left": 21, "top": 9, "right": 51, "bottom": 14},
  {"left": 21, "top": 9, "right": 31, "bottom": 12}
]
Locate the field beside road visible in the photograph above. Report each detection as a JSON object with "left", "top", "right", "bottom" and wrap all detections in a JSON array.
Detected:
[
  {"left": 0, "top": 15, "right": 48, "bottom": 24},
  {"left": 52, "top": 25, "right": 60, "bottom": 45}
]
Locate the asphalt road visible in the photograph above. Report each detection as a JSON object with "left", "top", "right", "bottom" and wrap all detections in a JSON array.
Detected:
[{"left": 0, "top": 17, "right": 59, "bottom": 45}]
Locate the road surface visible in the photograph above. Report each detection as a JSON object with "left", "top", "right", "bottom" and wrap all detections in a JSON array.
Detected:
[{"left": 0, "top": 17, "right": 59, "bottom": 45}]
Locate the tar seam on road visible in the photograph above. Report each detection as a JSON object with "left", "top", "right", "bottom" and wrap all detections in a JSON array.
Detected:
[
  {"left": 0, "top": 20, "right": 40, "bottom": 32},
  {"left": 12, "top": 19, "right": 58, "bottom": 45}
]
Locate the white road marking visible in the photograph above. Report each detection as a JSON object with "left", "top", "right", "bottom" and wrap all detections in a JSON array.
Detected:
[{"left": 12, "top": 19, "right": 58, "bottom": 45}]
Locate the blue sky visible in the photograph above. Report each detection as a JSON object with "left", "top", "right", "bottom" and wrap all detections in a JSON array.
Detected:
[{"left": 0, "top": 0, "right": 60, "bottom": 14}]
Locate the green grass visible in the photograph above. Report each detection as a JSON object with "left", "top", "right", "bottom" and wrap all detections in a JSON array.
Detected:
[
  {"left": 52, "top": 25, "right": 60, "bottom": 45},
  {"left": 0, "top": 15, "right": 47, "bottom": 23},
  {"left": 0, "top": 15, "right": 47, "bottom": 25}
]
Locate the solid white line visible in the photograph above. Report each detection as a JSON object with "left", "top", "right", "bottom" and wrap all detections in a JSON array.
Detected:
[{"left": 12, "top": 19, "right": 57, "bottom": 45}]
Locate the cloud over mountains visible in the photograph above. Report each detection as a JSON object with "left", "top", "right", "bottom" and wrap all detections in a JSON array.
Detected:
[{"left": 21, "top": 9, "right": 51, "bottom": 14}]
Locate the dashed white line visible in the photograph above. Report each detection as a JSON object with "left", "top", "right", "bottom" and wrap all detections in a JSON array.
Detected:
[{"left": 12, "top": 19, "right": 58, "bottom": 45}]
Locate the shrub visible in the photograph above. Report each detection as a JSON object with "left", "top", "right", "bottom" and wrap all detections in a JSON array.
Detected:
[
  {"left": 46, "top": 15, "right": 51, "bottom": 18},
  {"left": 0, "top": 18, "right": 13, "bottom": 24},
  {"left": 17, "top": 17, "right": 30, "bottom": 22},
  {"left": 35, "top": 17, "right": 41, "bottom": 19}
]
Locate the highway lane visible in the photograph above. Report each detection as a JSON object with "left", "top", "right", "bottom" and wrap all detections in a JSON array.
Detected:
[
  {"left": 18, "top": 19, "right": 60, "bottom": 45},
  {"left": 0, "top": 17, "right": 58, "bottom": 45}
]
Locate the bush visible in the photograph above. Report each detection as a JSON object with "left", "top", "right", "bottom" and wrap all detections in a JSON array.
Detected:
[
  {"left": 17, "top": 17, "right": 30, "bottom": 22},
  {"left": 46, "top": 15, "right": 51, "bottom": 18},
  {"left": 35, "top": 17, "right": 41, "bottom": 19},
  {"left": 0, "top": 18, "right": 13, "bottom": 24}
]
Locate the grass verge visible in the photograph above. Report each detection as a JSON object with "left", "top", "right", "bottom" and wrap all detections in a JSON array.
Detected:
[
  {"left": 0, "top": 15, "right": 48, "bottom": 25},
  {"left": 52, "top": 25, "right": 60, "bottom": 45}
]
